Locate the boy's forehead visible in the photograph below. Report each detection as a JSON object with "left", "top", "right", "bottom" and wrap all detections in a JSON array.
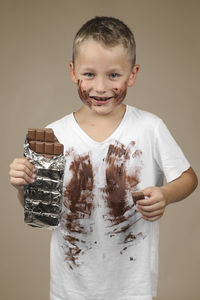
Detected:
[
  {"left": 75, "top": 39, "right": 131, "bottom": 65},
  {"left": 78, "top": 38, "right": 125, "bottom": 53}
]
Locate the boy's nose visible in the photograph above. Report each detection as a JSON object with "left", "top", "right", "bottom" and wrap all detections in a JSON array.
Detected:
[{"left": 94, "top": 78, "right": 107, "bottom": 94}]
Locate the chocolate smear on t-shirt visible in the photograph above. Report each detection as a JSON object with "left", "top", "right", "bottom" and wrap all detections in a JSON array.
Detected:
[
  {"left": 63, "top": 148, "right": 94, "bottom": 268},
  {"left": 62, "top": 141, "right": 145, "bottom": 268},
  {"left": 103, "top": 140, "right": 146, "bottom": 253},
  {"left": 104, "top": 140, "right": 141, "bottom": 219}
]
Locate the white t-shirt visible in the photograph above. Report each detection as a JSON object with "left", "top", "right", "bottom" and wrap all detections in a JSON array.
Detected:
[{"left": 47, "top": 105, "right": 190, "bottom": 300}]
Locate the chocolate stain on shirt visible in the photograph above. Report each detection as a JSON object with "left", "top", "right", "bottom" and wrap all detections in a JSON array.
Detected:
[
  {"left": 62, "top": 141, "right": 144, "bottom": 268},
  {"left": 103, "top": 141, "right": 145, "bottom": 253},
  {"left": 64, "top": 149, "right": 94, "bottom": 221},
  {"left": 63, "top": 149, "right": 94, "bottom": 268},
  {"left": 104, "top": 141, "right": 142, "bottom": 220}
]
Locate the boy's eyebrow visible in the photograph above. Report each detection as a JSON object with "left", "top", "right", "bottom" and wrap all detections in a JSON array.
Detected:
[
  {"left": 106, "top": 67, "right": 123, "bottom": 72},
  {"left": 79, "top": 66, "right": 96, "bottom": 72},
  {"left": 80, "top": 66, "right": 123, "bottom": 72}
]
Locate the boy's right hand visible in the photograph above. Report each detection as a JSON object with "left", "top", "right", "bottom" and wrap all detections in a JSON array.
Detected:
[{"left": 9, "top": 158, "right": 36, "bottom": 191}]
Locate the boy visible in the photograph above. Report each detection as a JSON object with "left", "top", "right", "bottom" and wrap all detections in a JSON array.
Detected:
[{"left": 9, "top": 16, "right": 198, "bottom": 300}]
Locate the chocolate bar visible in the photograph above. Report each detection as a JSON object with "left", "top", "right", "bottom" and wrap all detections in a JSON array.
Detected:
[
  {"left": 132, "top": 192, "right": 144, "bottom": 205},
  {"left": 27, "top": 128, "right": 63, "bottom": 158},
  {"left": 24, "top": 128, "right": 65, "bottom": 229}
]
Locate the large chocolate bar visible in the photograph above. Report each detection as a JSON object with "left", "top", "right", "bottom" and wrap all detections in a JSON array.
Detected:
[
  {"left": 28, "top": 128, "right": 63, "bottom": 158},
  {"left": 24, "top": 128, "right": 65, "bottom": 229}
]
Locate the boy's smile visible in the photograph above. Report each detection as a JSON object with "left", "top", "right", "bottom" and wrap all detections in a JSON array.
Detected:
[
  {"left": 77, "top": 79, "right": 128, "bottom": 107},
  {"left": 70, "top": 39, "right": 139, "bottom": 116}
]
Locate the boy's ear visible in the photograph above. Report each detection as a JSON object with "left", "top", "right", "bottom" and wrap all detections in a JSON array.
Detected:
[
  {"left": 127, "top": 64, "right": 140, "bottom": 87},
  {"left": 69, "top": 61, "right": 77, "bottom": 83}
]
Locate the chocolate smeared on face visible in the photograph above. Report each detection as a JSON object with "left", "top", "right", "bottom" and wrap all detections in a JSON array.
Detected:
[
  {"left": 77, "top": 79, "right": 128, "bottom": 107},
  {"left": 63, "top": 149, "right": 94, "bottom": 268},
  {"left": 77, "top": 79, "right": 92, "bottom": 107},
  {"left": 112, "top": 81, "right": 128, "bottom": 105}
]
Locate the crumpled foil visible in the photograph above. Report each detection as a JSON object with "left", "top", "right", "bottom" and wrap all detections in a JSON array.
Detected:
[{"left": 23, "top": 136, "right": 65, "bottom": 229}]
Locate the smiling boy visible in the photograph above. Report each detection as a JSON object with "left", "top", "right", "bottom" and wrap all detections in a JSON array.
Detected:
[
  {"left": 10, "top": 16, "right": 198, "bottom": 300},
  {"left": 71, "top": 38, "right": 139, "bottom": 143}
]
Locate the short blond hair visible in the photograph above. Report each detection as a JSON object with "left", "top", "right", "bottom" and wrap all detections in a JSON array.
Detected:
[{"left": 72, "top": 16, "right": 136, "bottom": 68}]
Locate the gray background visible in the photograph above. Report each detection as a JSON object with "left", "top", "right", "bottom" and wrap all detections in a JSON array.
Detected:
[{"left": 1, "top": 0, "right": 200, "bottom": 299}]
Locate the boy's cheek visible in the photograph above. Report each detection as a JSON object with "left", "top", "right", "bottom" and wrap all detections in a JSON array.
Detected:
[
  {"left": 110, "top": 80, "right": 128, "bottom": 95},
  {"left": 77, "top": 79, "right": 87, "bottom": 92},
  {"left": 112, "top": 79, "right": 127, "bottom": 91},
  {"left": 77, "top": 79, "right": 128, "bottom": 105},
  {"left": 77, "top": 79, "right": 127, "bottom": 93},
  {"left": 78, "top": 79, "right": 90, "bottom": 90},
  {"left": 77, "top": 79, "right": 92, "bottom": 107},
  {"left": 112, "top": 81, "right": 128, "bottom": 104}
]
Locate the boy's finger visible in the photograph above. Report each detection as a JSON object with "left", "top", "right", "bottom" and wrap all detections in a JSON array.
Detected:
[
  {"left": 137, "top": 197, "right": 159, "bottom": 206},
  {"left": 140, "top": 208, "right": 164, "bottom": 218},
  {"left": 137, "top": 202, "right": 161, "bottom": 212},
  {"left": 11, "top": 162, "right": 36, "bottom": 177},
  {"left": 10, "top": 177, "right": 29, "bottom": 186},
  {"left": 13, "top": 158, "right": 35, "bottom": 172},
  {"left": 10, "top": 170, "right": 36, "bottom": 183}
]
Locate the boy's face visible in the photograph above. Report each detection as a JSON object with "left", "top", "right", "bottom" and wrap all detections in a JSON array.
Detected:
[{"left": 70, "top": 39, "right": 139, "bottom": 116}]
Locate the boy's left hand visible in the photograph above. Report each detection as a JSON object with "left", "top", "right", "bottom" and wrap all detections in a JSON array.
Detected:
[{"left": 136, "top": 187, "right": 167, "bottom": 221}]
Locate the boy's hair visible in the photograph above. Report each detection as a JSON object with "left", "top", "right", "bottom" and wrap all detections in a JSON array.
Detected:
[{"left": 72, "top": 16, "right": 136, "bottom": 67}]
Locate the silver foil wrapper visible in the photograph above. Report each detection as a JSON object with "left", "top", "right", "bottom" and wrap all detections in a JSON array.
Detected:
[{"left": 23, "top": 136, "right": 65, "bottom": 229}]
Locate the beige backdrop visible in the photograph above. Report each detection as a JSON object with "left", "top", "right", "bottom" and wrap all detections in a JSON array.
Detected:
[{"left": 1, "top": 0, "right": 200, "bottom": 299}]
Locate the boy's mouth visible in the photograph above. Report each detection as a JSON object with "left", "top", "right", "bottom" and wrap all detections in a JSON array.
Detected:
[
  {"left": 90, "top": 96, "right": 113, "bottom": 101},
  {"left": 77, "top": 79, "right": 128, "bottom": 107}
]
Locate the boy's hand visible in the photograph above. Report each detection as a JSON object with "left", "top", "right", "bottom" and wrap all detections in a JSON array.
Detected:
[
  {"left": 9, "top": 158, "right": 36, "bottom": 191},
  {"left": 136, "top": 187, "right": 167, "bottom": 221},
  {"left": 136, "top": 168, "right": 198, "bottom": 221}
]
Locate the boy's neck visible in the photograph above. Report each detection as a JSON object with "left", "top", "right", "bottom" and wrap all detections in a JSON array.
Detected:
[
  {"left": 75, "top": 103, "right": 126, "bottom": 123},
  {"left": 73, "top": 104, "right": 127, "bottom": 143}
]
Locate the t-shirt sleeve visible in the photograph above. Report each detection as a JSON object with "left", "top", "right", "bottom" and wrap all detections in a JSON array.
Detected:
[{"left": 154, "top": 119, "right": 190, "bottom": 183}]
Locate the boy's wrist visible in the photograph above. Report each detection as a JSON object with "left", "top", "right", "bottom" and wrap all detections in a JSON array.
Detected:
[
  {"left": 17, "top": 189, "right": 24, "bottom": 207},
  {"left": 160, "top": 186, "right": 170, "bottom": 206}
]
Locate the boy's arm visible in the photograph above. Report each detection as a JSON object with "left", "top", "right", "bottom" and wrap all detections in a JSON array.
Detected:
[
  {"left": 137, "top": 167, "right": 198, "bottom": 221},
  {"left": 17, "top": 190, "right": 25, "bottom": 207}
]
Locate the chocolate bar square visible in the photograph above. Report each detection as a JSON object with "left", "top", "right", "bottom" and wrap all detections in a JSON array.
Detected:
[{"left": 36, "top": 129, "right": 45, "bottom": 141}]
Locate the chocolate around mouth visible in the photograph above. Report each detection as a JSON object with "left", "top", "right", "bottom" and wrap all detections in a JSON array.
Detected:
[{"left": 90, "top": 96, "right": 113, "bottom": 101}]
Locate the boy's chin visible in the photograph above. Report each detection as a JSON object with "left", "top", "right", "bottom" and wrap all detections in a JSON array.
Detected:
[{"left": 85, "top": 99, "right": 124, "bottom": 116}]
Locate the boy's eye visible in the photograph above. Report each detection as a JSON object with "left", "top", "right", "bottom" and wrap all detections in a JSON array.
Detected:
[
  {"left": 109, "top": 73, "right": 120, "bottom": 79},
  {"left": 83, "top": 72, "right": 94, "bottom": 78}
]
